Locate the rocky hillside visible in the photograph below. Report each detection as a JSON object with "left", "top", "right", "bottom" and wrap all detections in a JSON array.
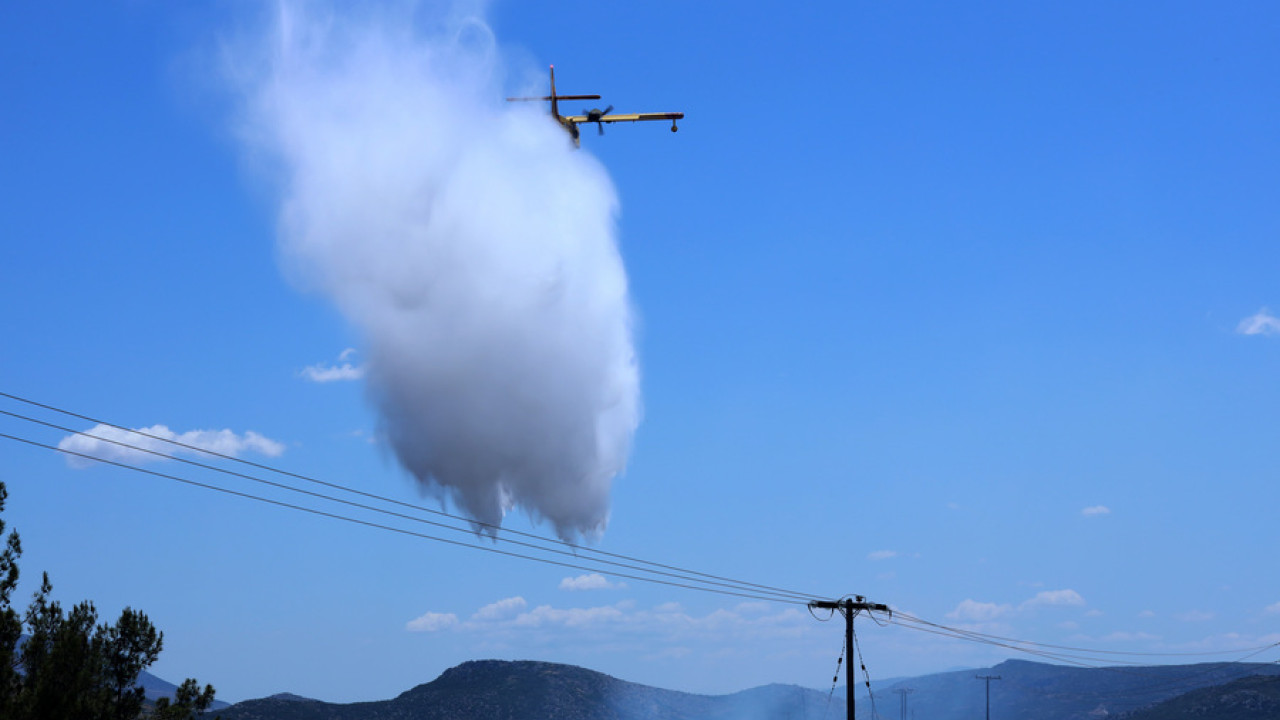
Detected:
[
  {"left": 1122, "top": 673, "right": 1280, "bottom": 720},
  {"left": 215, "top": 659, "right": 841, "bottom": 720}
]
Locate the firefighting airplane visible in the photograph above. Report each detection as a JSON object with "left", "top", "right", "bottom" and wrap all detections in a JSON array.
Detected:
[{"left": 506, "top": 65, "right": 684, "bottom": 147}]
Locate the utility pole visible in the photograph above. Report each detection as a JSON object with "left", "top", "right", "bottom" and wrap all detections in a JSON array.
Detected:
[
  {"left": 892, "top": 688, "right": 914, "bottom": 720},
  {"left": 809, "top": 597, "right": 891, "bottom": 720},
  {"left": 975, "top": 674, "right": 1001, "bottom": 720}
]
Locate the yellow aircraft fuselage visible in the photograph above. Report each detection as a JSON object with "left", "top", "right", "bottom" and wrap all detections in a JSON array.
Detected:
[{"left": 507, "top": 66, "right": 684, "bottom": 147}]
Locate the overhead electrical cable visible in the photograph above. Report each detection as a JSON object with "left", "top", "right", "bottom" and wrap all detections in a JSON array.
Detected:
[
  {"left": 887, "top": 617, "right": 1152, "bottom": 669},
  {"left": 0, "top": 430, "right": 817, "bottom": 606},
  {"left": 851, "top": 623, "right": 880, "bottom": 720},
  {"left": 823, "top": 637, "right": 845, "bottom": 719},
  {"left": 0, "top": 390, "right": 821, "bottom": 602},
  {"left": 0, "top": 408, "right": 812, "bottom": 604},
  {"left": 888, "top": 612, "right": 1280, "bottom": 692},
  {"left": 906, "top": 614, "right": 1280, "bottom": 700},
  {"left": 892, "top": 611, "right": 1279, "bottom": 658}
]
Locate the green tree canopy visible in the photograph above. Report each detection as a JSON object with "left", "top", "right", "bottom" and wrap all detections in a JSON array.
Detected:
[{"left": 0, "top": 481, "right": 216, "bottom": 719}]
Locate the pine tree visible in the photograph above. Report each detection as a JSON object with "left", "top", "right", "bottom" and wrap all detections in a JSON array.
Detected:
[
  {"left": 0, "top": 483, "right": 23, "bottom": 718},
  {"left": 153, "top": 678, "right": 218, "bottom": 719},
  {"left": 101, "top": 607, "right": 165, "bottom": 720},
  {"left": 0, "top": 481, "right": 215, "bottom": 719}
]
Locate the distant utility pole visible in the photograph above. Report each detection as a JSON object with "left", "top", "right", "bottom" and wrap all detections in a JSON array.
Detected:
[
  {"left": 975, "top": 674, "right": 1001, "bottom": 720},
  {"left": 893, "top": 687, "right": 915, "bottom": 720},
  {"left": 808, "top": 597, "right": 891, "bottom": 720}
]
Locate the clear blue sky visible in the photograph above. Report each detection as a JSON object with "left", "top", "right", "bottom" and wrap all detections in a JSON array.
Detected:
[{"left": 2, "top": 0, "right": 1279, "bottom": 705}]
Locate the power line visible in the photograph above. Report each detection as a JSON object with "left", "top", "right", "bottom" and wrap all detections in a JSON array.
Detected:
[
  {"left": 892, "top": 611, "right": 1279, "bottom": 659},
  {"left": 0, "top": 408, "right": 814, "bottom": 604},
  {"left": 0, "top": 390, "right": 822, "bottom": 602},
  {"left": 822, "top": 637, "right": 845, "bottom": 720},
  {"left": 893, "top": 613, "right": 1280, "bottom": 671},
  {"left": 852, "top": 621, "right": 880, "bottom": 720},
  {"left": 888, "top": 617, "right": 1130, "bottom": 668},
  {"left": 888, "top": 612, "right": 1280, "bottom": 697},
  {"left": 0, "top": 430, "right": 815, "bottom": 606}
]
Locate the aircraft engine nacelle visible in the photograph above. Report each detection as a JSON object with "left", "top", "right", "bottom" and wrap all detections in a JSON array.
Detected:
[{"left": 671, "top": 121, "right": 678, "bottom": 133}]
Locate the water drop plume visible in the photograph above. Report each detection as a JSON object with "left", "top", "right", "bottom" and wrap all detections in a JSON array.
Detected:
[{"left": 232, "top": 2, "right": 640, "bottom": 542}]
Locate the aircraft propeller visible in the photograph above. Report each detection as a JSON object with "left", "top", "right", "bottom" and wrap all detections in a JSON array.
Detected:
[{"left": 584, "top": 105, "right": 613, "bottom": 135}]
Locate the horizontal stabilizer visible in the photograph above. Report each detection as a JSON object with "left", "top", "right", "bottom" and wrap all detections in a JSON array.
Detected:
[{"left": 506, "top": 94, "right": 602, "bottom": 102}]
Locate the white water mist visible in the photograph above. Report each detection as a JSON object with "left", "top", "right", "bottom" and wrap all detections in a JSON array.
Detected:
[{"left": 233, "top": 3, "right": 639, "bottom": 542}]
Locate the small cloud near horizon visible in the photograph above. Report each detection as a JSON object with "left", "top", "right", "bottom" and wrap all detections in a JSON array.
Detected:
[
  {"left": 1237, "top": 309, "right": 1280, "bottom": 336},
  {"left": 867, "top": 550, "right": 898, "bottom": 561},
  {"left": 405, "top": 611, "right": 459, "bottom": 632},
  {"left": 1022, "top": 589, "right": 1086, "bottom": 609},
  {"left": 471, "top": 596, "right": 528, "bottom": 621},
  {"left": 302, "top": 347, "right": 365, "bottom": 382},
  {"left": 948, "top": 599, "right": 1012, "bottom": 622},
  {"left": 559, "top": 573, "right": 626, "bottom": 591},
  {"left": 1081, "top": 505, "right": 1111, "bottom": 517},
  {"left": 402, "top": 596, "right": 815, "bottom": 655},
  {"left": 1265, "top": 602, "right": 1280, "bottom": 615},
  {"left": 57, "top": 424, "right": 285, "bottom": 469}
]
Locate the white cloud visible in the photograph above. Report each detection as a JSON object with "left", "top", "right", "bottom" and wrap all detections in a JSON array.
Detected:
[
  {"left": 405, "top": 611, "right": 459, "bottom": 632},
  {"left": 1081, "top": 505, "right": 1111, "bottom": 517},
  {"left": 57, "top": 424, "right": 285, "bottom": 469},
  {"left": 471, "top": 596, "right": 527, "bottom": 621},
  {"left": 406, "top": 597, "right": 815, "bottom": 649},
  {"left": 301, "top": 349, "right": 365, "bottom": 383},
  {"left": 512, "top": 604, "right": 627, "bottom": 629},
  {"left": 1265, "top": 602, "right": 1280, "bottom": 615},
  {"left": 559, "top": 573, "right": 626, "bottom": 591},
  {"left": 1237, "top": 309, "right": 1280, "bottom": 336},
  {"left": 947, "top": 600, "right": 1012, "bottom": 622},
  {"left": 1085, "top": 609, "right": 1104, "bottom": 618},
  {"left": 1138, "top": 609, "right": 1156, "bottom": 618},
  {"left": 301, "top": 364, "right": 364, "bottom": 382},
  {"left": 1022, "top": 589, "right": 1086, "bottom": 608},
  {"left": 867, "top": 550, "right": 898, "bottom": 561}
]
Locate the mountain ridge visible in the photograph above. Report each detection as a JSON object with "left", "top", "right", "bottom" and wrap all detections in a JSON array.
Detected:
[
  {"left": 216, "top": 659, "right": 840, "bottom": 720},
  {"left": 208, "top": 657, "right": 1280, "bottom": 720}
]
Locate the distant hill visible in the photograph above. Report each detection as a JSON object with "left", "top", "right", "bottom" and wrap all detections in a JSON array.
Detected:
[
  {"left": 864, "top": 659, "right": 1280, "bottom": 720},
  {"left": 263, "top": 692, "right": 318, "bottom": 702},
  {"left": 1122, "top": 673, "right": 1280, "bottom": 720},
  {"left": 215, "top": 659, "right": 843, "bottom": 720},
  {"left": 208, "top": 657, "right": 1280, "bottom": 720}
]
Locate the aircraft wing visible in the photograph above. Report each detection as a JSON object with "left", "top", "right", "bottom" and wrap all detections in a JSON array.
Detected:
[{"left": 563, "top": 112, "right": 684, "bottom": 124}]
